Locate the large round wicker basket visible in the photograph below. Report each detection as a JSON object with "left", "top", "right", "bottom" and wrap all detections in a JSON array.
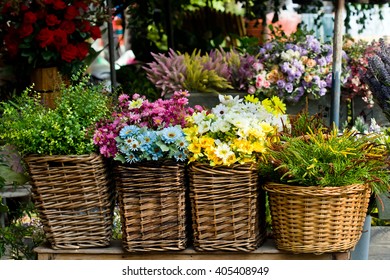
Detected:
[
  {"left": 263, "top": 182, "right": 371, "bottom": 254},
  {"left": 114, "top": 160, "right": 187, "bottom": 252},
  {"left": 24, "top": 154, "right": 115, "bottom": 249},
  {"left": 188, "top": 162, "right": 266, "bottom": 252}
]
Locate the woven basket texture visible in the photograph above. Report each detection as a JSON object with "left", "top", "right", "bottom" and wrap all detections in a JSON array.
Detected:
[
  {"left": 263, "top": 182, "right": 371, "bottom": 254},
  {"left": 189, "top": 162, "right": 266, "bottom": 252},
  {"left": 24, "top": 154, "right": 114, "bottom": 249},
  {"left": 114, "top": 160, "right": 187, "bottom": 252}
]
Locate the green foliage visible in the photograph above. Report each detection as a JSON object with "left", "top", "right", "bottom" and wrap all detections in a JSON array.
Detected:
[
  {"left": 281, "top": 112, "right": 328, "bottom": 138},
  {"left": 0, "top": 72, "right": 110, "bottom": 156},
  {"left": 0, "top": 201, "right": 45, "bottom": 260},
  {"left": 261, "top": 129, "right": 390, "bottom": 194},
  {"left": 183, "top": 50, "right": 232, "bottom": 93}
]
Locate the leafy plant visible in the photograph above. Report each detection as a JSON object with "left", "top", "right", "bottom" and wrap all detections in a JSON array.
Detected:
[
  {"left": 261, "top": 129, "right": 390, "bottom": 195},
  {"left": 0, "top": 71, "right": 110, "bottom": 156},
  {"left": 0, "top": 201, "right": 45, "bottom": 260}
]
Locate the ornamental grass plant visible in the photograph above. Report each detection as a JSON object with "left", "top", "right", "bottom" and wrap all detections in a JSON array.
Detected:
[{"left": 261, "top": 128, "right": 389, "bottom": 194}]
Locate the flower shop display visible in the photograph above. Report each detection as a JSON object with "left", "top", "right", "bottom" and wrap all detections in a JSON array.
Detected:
[
  {"left": 143, "top": 48, "right": 258, "bottom": 108},
  {"left": 0, "top": 0, "right": 105, "bottom": 76},
  {"left": 94, "top": 90, "right": 198, "bottom": 252},
  {"left": 184, "top": 94, "right": 288, "bottom": 252},
  {"left": 0, "top": 73, "right": 114, "bottom": 249},
  {"left": 261, "top": 125, "right": 390, "bottom": 254}
]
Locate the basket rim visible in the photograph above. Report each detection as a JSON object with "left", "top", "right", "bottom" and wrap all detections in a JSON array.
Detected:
[
  {"left": 24, "top": 153, "right": 102, "bottom": 161},
  {"left": 263, "top": 182, "right": 369, "bottom": 196}
]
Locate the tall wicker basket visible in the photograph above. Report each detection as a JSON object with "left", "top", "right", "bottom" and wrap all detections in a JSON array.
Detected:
[
  {"left": 114, "top": 160, "right": 187, "bottom": 252},
  {"left": 263, "top": 182, "right": 371, "bottom": 254},
  {"left": 24, "top": 154, "right": 115, "bottom": 249},
  {"left": 188, "top": 162, "right": 266, "bottom": 252}
]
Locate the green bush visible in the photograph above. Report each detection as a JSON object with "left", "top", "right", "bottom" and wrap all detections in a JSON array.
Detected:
[{"left": 0, "top": 72, "right": 110, "bottom": 156}]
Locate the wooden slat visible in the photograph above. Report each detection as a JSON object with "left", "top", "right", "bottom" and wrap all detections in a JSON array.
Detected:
[{"left": 34, "top": 239, "right": 349, "bottom": 260}]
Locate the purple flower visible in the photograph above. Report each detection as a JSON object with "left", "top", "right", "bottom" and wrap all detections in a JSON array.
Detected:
[
  {"left": 285, "top": 82, "right": 294, "bottom": 93},
  {"left": 277, "top": 79, "right": 286, "bottom": 89}
]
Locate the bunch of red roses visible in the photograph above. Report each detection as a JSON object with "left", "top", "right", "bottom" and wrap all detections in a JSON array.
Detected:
[{"left": 0, "top": 0, "right": 105, "bottom": 75}]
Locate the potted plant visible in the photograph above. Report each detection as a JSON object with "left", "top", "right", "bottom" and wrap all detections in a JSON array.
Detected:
[
  {"left": 143, "top": 48, "right": 259, "bottom": 108},
  {"left": 93, "top": 90, "right": 198, "bottom": 252},
  {"left": 0, "top": 71, "right": 114, "bottom": 249},
  {"left": 183, "top": 94, "right": 288, "bottom": 252},
  {"left": 260, "top": 119, "right": 390, "bottom": 254}
]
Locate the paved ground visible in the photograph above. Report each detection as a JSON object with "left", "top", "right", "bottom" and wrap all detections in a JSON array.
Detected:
[{"left": 369, "top": 226, "right": 390, "bottom": 260}]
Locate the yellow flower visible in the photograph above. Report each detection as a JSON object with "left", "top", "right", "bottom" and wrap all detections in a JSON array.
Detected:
[
  {"left": 304, "top": 74, "right": 313, "bottom": 83},
  {"left": 261, "top": 96, "right": 286, "bottom": 115},
  {"left": 233, "top": 139, "right": 253, "bottom": 154},
  {"left": 244, "top": 95, "right": 259, "bottom": 104},
  {"left": 199, "top": 136, "right": 215, "bottom": 148},
  {"left": 188, "top": 142, "right": 201, "bottom": 154}
]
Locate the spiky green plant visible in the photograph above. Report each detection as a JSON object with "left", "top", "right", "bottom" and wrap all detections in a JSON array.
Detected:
[{"left": 261, "top": 128, "right": 390, "bottom": 195}]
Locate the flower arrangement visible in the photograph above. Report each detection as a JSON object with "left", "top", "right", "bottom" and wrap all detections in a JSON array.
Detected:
[
  {"left": 183, "top": 94, "right": 288, "bottom": 166},
  {"left": 342, "top": 38, "right": 380, "bottom": 108},
  {"left": 143, "top": 48, "right": 259, "bottom": 97},
  {"left": 93, "top": 90, "right": 200, "bottom": 161},
  {"left": 252, "top": 29, "right": 348, "bottom": 103},
  {"left": 0, "top": 0, "right": 105, "bottom": 76}
]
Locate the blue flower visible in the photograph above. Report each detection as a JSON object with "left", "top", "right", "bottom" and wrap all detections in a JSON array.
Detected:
[
  {"left": 125, "top": 152, "right": 139, "bottom": 163},
  {"left": 138, "top": 130, "right": 157, "bottom": 149},
  {"left": 125, "top": 137, "right": 140, "bottom": 151},
  {"left": 120, "top": 125, "right": 140, "bottom": 138},
  {"left": 172, "top": 150, "right": 187, "bottom": 161},
  {"left": 160, "top": 126, "right": 183, "bottom": 144},
  {"left": 150, "top": 144, "right": 163, "bottom": 160}
]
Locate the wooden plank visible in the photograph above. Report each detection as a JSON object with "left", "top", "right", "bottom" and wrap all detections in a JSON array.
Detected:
[{"left": 35, "top": 239, "right": 343, "bottom": 260}]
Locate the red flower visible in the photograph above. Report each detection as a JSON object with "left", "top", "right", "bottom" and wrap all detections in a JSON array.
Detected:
[
  {"left": 43, "top": 0, "right": 54, "bottom": 4},
  {"left": 77, "top": 42, "right": 90, "bottom": 60},
  {"left": 36, "top": 27, "right": 55, "bottom": 48},
  {"left": 89, "top": 25, "right": 101, "bottom": 40},
  {"left": 4, "top": 32, "right": 20, "bottom": 57},
  {"left": 53, "top": 0, "right": 66, "bottom": 10},
  {"left": 61, "top": 44, "right": 79, "bottom": 62},
  {"left": 80, "top": 20, "right": 91, "bottom": 32},
  {"left": 60, "top": 20, "right": 76, "bottom": 34},
  {"left": 46, "top": 14, "right": 61, "bottom": 26},
  {"left": 23, "top": 12, "right": 37, "bottom": 24},
  {"left": 74, "top": 1, "right": 89, "bottom": 11},
  {"left": 64, "top": 6, "right": 79, "bottom": 20},
  {"left": 18, "top": 24, "right": 34, "bottom": 38},
  {"left": 53, "top": 29, "right": 68, "bottom": 49}
]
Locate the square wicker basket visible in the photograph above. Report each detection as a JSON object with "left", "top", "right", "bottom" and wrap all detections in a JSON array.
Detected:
[
  {"left": 114, "top": 160, "right": 187, "bottom": 252},
  {"left": 24, "top": 154, "right": 115, "bottom": 249},
  {"left": 188, "top": 162, "right": 266, "bottom": 252}
]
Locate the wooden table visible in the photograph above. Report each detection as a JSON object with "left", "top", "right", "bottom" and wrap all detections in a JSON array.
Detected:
[{"left": 34, "top": 239, "right": 350, "bottom": 260}]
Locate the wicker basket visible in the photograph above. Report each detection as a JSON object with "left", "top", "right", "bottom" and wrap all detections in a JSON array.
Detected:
[
  {"left": 263, "top": 182, "right": 371, "bottom": 254},
  {"left": 188, "top": 162, "right": 266, "bottom": 252},
  {"left": 24, "top": 154, "right": 114, "bottom": 249},
  {"left": 114, "top": 160, "right": 187, "bottom": 252}
]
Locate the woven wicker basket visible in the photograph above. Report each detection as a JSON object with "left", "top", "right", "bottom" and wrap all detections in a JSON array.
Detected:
[
  {"left": 188, "top": 162, "right": 266, "bottom": 252},
  {"left": 114, "top": 160, "right": 187, "bottom": 252},
  {"left": 24, "top": 154, "right": 114, "bottom": 249},
  {"left": 263, "top": 182, "right": 371, "bottom": 254}
]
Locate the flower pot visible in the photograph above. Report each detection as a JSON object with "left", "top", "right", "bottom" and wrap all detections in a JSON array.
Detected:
[
  {"left": 264, "top": 182, "right": 371, "bottom": 254},
  {"left": 188, "top": 162, "right": 267, "bottom": 252},
  {"left": 114, "top": 160, "right": 187, "bottom": 252},
  {"left": 24, "top": 154, "right": 114, "bottom": 249},
  {"left": 351, "top": 215, "right": 372, "bottom": 260},
  {"left": 30, "top": 67, "right": 63, "bottom": 109}
]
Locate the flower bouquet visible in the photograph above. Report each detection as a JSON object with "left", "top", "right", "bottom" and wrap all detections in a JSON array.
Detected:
[
  {"left": 94, "top": 90, "right": 198, "bottom": 252},
  {"left": 0, "top": 0, "right": 105, "bottom": 76},
  {"left": 252, "top": 30, "right": 348, "bottom": 104},
  {"left": 184, "top": 94, "right": 288, "bottom": 252}
]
